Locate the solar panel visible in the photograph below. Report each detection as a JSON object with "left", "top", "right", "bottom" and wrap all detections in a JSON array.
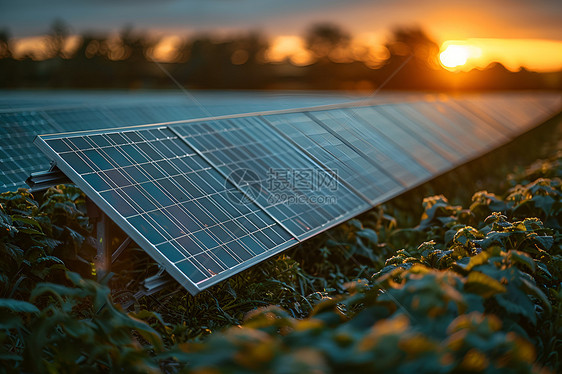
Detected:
[
  {"left": 312, "top": 108, "right": 432, "bottom": 187},
  {"left": 348, "top": 106, "right": 451, "bottom": 176},
  {"left": 31, "top": 93, "right": 561, "bottom": 295},
  {"left": 43, "top": 108, "right": 119, "bottom": 132},
  {"left": 0, "top": 111, "right": 63, "bottom": 190},
  {"left": 458, "top": 96, "right": 546, "bottom": 135},
  {"left": 262, "top": 112, "right": 403, "bottom": 204},
  {"left": 172, "top": 116, "right": 369, "bottom": 239},
  {"left": 366, "top": 104, "right": 461, "bottom": 163},
  {"left": 414, "top": 101, "right": 505, "bottom": 148},
  {"left": 531, "top": 94, "right": 562, "bottom": 114},
  {"left": 404, "top": 102, "right": 489, "bottom": 159},
  {"left": 439, "top": 100, "right": 508, "bottom": 147},
  {"left": 1, "top": 91, "right": 366, "bottom": 192},
  {"left": 36, "top": 126, "right": 298, "bottom": 294}
]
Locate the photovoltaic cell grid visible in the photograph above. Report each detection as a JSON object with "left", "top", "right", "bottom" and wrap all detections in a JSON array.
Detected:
[
  {"left": 0, "top": 111, "right": 63, "bottom": 189},
  {"left": 172, "top": 116, "right": 368, "bottom": 239},
  {"left": 307, "top": 109, "right": 433, "bottom": 186},
  {"left": 262, "top": 112, "right": 404, "bottom": 203},
  {"left": 0, "top": 92, "right": 364, "bottom": 192},
  {"left": 40, "top": 127, "right": 296, "bottom": 293},
  {"left": 33, "top": 93, "right": 561, "bottom": 294}
]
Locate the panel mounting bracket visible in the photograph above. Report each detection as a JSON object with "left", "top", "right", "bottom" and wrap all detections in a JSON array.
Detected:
[
  {"left": 25, "top": 163, "right": 72, "bottom": 193},
  {"left": 87, "top": 198, "right": 131, "bottom": 280}
]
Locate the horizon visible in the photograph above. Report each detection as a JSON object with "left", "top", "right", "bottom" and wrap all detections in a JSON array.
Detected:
[
  {"left": 1, "top": 0, "right": 562, "bottom": 73},
  {"left": 6, "top": 28, "right": 562, "bottom": 74}
]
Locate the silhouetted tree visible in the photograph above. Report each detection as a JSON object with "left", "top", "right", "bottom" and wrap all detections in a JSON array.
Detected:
[
  {"left": 0, "top": 28, "right": 13, "bottom": 59},
  {"left": 0, "top": 28, "right": 16, "bottom": 87},
  {"left": 116, "top": 26, "right": 159, "bottom": 88},
  {"left": 120, "top": 25, "right": 157, "bottom": 62},
  {"left": 379, "top": 26, "right": 442, "bottom": 89},
  {"left": 230, "top": 32, "right": 268, "bottom": 65},
  {"left": 45, "top": 19, "right": 70, "bottom": 59},
  {"left": 169, "top": 32, "right": 270, "bottom": 89},
  {"left": 227, "top": 32, "right": 270, "bottom": 88},
  {"left": 0, "top": 21, "right": 559, "bottom": 91},
  {"left": 174, "top": 38, "right": 192, "bottom": 63},
  {"left": 73, "top": 34, "right": 109, "bottom": 60},
  {"left": 385, "top": 26, "right": 439, "bottom": 67},
  {"left": 305, "top": 23, "right": 350, "bottom": 60},
  {"left": 66, "top": 33, "right": 113, "bottom": 87}
]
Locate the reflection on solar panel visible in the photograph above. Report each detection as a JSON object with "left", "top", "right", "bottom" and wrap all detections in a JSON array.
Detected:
[
  {"left": 262, "top": 112, "right": 403, "bottom": 203},
  {"left": 33, "top": 93, "right": 561, "bottom": 294}
]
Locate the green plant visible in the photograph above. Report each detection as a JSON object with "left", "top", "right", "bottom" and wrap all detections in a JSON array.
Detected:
[
  {"left": 0, "top": 186, "right": 95, "bottom": 300},
  {"left": 1, "top": 272, "right": 163, "bottom": 373},
  {"left": 1, "top": 126, "right": 561, "bottom": 373}
]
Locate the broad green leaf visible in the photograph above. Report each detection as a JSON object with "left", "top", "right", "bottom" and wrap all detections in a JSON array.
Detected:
[
  {"left": 357, "top": 229, "right": 378, "bottom": 244},
  {"left": 348, "top": 219, "right": 362, "bottom": 230},
  {"left": 520, "top": 278, "right": 551, "bottom": 315},
  {"left": 0, "top": 353, "right": 23, "bottom": 361},
  {"left": 0, "top": 298, "right": 40, "bottom": 313},
  {"left": 495, "top": 290, "right": 537, "bottom": 325},
  {"left": 0, "top": 313, "right": 25, "bottom": 329},
  {"left": 531, "top": 195, "right": 555, "bottom": 213},
  {"left": 532, "top": 235, "right": 554, "bottom": 250},
  {"left": 66, "top": 226, "right": 85, "bottom": 249},
  {"left": 16, "top": 227, "right": 45, "bottom": 236},
  {"left": 507, "top": 250, "right": 535, "bottom": 273},
  {"left": 536, "top": 262, "right": 552, "bottom": 279},
  {"left": 461, "top": 250, "right": 491, "bottom": 272},
  {"left": 36, "top": 256, "right": 65, "bottom": 265},
  {"left": 30, "top": 282, "right": 88, "bottom": 303},
  {"left": 453, "top": 226, "right": 482, "bottom": 246},
  {"left": 515, "top": 218, "right": 544, "bottom": 231},
  {"left": 12, "top": 215, "right": 43, "bottom": 231},
  {"left": 464, "top": 271, "right": 506, "bottom": 298}
]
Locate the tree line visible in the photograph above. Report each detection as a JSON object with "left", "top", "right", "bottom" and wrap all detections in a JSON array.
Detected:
[{"left": 0, "top": 20, "right": 560, "bottom": 91}]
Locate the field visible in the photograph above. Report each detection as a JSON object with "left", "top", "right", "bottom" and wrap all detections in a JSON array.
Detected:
[{"left": 1, "top": 113, "right": 561, "bottom": 373}]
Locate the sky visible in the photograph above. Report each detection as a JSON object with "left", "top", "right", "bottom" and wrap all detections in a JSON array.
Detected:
[
  {"left": 1, "top": 0, "right": 562, "bottom": 71},
  {"left": 1, "top": 0, "right": 561, "bottom": 40}
]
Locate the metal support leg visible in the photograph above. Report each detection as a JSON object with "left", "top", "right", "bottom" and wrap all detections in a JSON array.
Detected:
[
  {"left": 86, "top": 197, "right": 132, "bottom": 280},
  {"left": 95, "top": 212, "right": 111, "bottom": 281},
  {"left": 86, "top": 197, "right": 110, "bottom": 280}
]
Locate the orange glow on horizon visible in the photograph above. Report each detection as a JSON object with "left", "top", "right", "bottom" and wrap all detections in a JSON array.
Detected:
[
  {"left": 439, "top": 39, "right": 562, "bottom": 72},
  {"left": 8, "top": 34, "right": 562, "bottom": 73},
  {"left": 265, "top": 34, "right": 390, "bottom": 67},
  {"left": 13, "top": 35, "right": 81, "bottom": 60},
  {"left": 265, "top": 35, "right": 313, "bottom": 66},
  {"left": 151, "top": 35, "right": 182, "bottom": 62}
]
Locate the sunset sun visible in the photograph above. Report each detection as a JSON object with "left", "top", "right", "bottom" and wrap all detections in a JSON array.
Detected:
[{"left": 439, "top": 44, "right": 470, "bottom": 68}]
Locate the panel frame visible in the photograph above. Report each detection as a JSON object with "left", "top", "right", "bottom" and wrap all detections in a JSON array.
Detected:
[
  {"left": 30, "top": 93, "right": 562, "bottom": 295},
  {"left": 34, "top": 126, "right": 299, "bottom": 294}
]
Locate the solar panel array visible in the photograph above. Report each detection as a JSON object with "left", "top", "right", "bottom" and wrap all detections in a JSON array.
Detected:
[
  {"left": 0, "top": 91, "right": 366, "bottom": 192},
  {"left": 33, "top": 93, "right": 561, "bottom": 294}
]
